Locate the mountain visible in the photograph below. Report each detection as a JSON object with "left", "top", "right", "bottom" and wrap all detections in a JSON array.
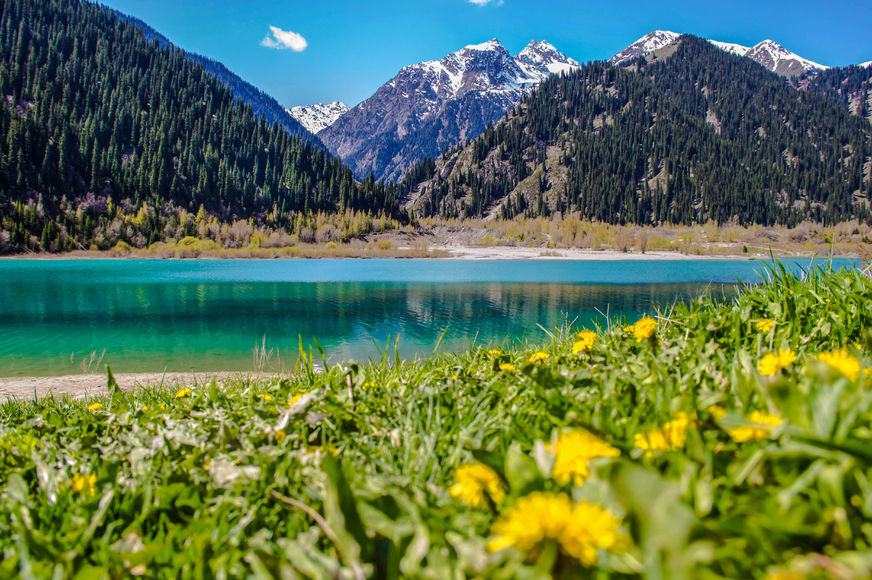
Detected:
[
  {"left": 0, "top": 0, "right": 400, "bottom": 253},
  {"left": 288, "top": 102, "right": 350, "bottom": 134},
  {"left": 116, "top": 13, "right": 317, "bottom": 144},
  {"left": 738, "top": 40, "right": 827, "bottom": 76},
  {"left": 401, "top": 35, "right": 870, "bottom": 226},
  {"left": 318, "top": 39, "right": 579, "bottom": 182},
  {"left": 612, "top": 30, "right": 828, "bottom": 77}
]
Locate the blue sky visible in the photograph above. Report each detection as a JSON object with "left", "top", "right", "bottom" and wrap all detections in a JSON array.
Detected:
[{"left": 101, "top": 0, "right": 872, "bottom": 109}]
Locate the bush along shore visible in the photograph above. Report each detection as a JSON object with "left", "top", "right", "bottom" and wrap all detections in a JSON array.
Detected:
[{"left": 1, "top": 265, "right": 871, "bottom": 578}]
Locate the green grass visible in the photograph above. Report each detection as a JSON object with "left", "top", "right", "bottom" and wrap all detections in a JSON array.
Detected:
[{"left": 1, "top": 265, "right": 871, "bottom": 578}]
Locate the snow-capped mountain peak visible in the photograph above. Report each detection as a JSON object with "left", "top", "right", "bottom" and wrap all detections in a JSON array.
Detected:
[
  {"left": 609, "top": 30, "right": 680, "bottom": 65},
  {"left": 861, "top": 61, "right": 872, "bottom": 68},
  {"left": 287, "top": 101, "right": 350, "bottom": 134},
  {"left": 461, "top": 38, "right": 505, "bottom": 53},
  {"left": 744, "top": 39, "right": 828, "bottom": 76},
  {"left": 319, "top": 38, "right": 580, "bottom": 181},
  {"left": 386, "top": 37, "right": 578, "bottom": 103},
  {"left": 516, "top": 40, "right": 580, "bottom": 80}
]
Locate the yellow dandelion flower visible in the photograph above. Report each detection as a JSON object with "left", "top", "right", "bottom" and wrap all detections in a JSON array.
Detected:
[
  {"left": 448, "top": 463, "right": 505, "bottom": 509},
  {"left": 560, "top": 500, "right": 628, "bottom": 566},
  {"left": 728, "top": 410, "right": 783, "bottom": 443},
  {"left": 758, "top": 348, "right": 797, "bottom": 376},
  {"left": 499, "top": 363, "right": 516, "bottom": 372},
  {"left": 362, "top": 381, "right": 375, "bottom": 389},
  {"left": 158, "top": 403, "right": 166, "bottom": 410},
  {"left": 550, "top": 429, "right": 620, "bottom": 486},
  {"left": 628, "top": 316, "right": 657, "bottom": 342},
  {"left": 259, "top": 393, "right": 273, "bottom": 403},
  {"left": 634, "top": 412, "right": 690, "bottom": 456},
  {"left": 174, "top": 388, "right": 192, "bottom": 399},
  {"left": 706, "top": 405, "right": 727, "bottom": 420},
  {"left": 488, "top": 348, "right": 502, "bottom": 356},
  {"left": 488, "top": 492, "right": 572, "bottom": 554},
  {"left": 756, "top": 319, "right": 776, "bottom": 332},
  {"left": 71, "top": 473, "right": 97, "bottom": 496},
  {"left": 71, "top": 473, "right": 85, "bottom": 492},
  {"left": 572, "top": 329, "right": 597, "bottom": 354},
  {"left": 141, "top": 405, "right": 149, "bottom": 412},
  {"left": 288, "top": 392, "right": 306, "bottom": 406},
  {"left": 817, "top": 349, "right": 861, "bottom": 381},
  {"left": 87, "top": 402, "right": 103, "bottom": 413},
  {"left": 274, "top": 429, "right": 286, "bottom": 444},
  {"left": 528, "top": 351, "right": 550, "bottom": 363},
  {"left": 487, "top": 492, "right": 626, "bottom": 566}
]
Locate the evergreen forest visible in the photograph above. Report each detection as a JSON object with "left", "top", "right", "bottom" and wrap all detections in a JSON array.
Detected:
[
  {"left": 0, "top": 0, "right": 401, "bottom": 253},
  {"left": 404, "top": 37, "right": 872, "bottom": 226}
]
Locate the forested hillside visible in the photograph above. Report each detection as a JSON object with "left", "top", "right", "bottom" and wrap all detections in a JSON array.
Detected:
[
  {"left": 0, "top": 0, "right": 399, "bottom": 253},
  {"left": 803, "top": 64, "right": 872, "bottom": 123},
  {"left": 116, "top": 13, "right": 317, "bottom": 144},
  {"left": 403, "top": 36, "right": 872, "bottom": 226}
]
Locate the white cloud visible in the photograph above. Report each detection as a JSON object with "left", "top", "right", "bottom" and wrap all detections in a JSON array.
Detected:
[
  {"left": 261, "top": 26, "right": 308, "bottom": 52},
  {"left": 467, "top": 0, "right": 503, "bottom": 5}
]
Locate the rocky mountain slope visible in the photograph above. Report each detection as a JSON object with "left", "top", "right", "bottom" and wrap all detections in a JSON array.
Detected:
[
  {"left": 288, "top": 102, "right": 350, "bottom": 134},
  {"left": 612, "top": 30, "right": 828, "bottom": 77},
  {"left": 318, "top": 39, "right": 579, "bottom": 182},
  {"left": 400, "top": 35, "right": 870, "bottom": 226}
]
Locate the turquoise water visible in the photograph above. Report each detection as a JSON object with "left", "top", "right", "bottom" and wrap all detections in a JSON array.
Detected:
[{"left": 0, "top": 258, "right": 855, "bottom": 376}]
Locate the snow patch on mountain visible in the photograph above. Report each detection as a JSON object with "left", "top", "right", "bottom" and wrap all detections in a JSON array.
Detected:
[
  {"left": 288, "top": 101, "right": 350, "bottom": 134},
  {"left": 609, "top": 31, "right": 680, "bottom": 65},
  {"left": 708, "top": 40, "right": 751, "bottom": 57}
]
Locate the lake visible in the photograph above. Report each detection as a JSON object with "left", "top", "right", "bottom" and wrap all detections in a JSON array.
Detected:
[{"left": 0, "top": 258, "right": 856, "bottom": 377}]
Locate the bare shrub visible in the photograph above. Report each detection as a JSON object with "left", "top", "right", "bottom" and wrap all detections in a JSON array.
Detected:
[
  {"left": 315, "top": 224, "right": 339, "bottom": 244},
  {"left": 298, "top": 227, "right": 315, "bottom": 243}
]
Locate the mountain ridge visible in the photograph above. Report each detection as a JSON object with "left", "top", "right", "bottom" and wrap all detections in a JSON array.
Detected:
[
  {"left": 611, "top": 30, "right": 829, "bottom": 77},
  {"left": 400, "top": 35, "right": 870, "bottom": 226},
  {"left": 318, "top": 38, "right": 579, "bottom": 182}
]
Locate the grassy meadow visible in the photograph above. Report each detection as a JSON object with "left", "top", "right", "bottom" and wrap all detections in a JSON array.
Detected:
[{"left": 1, "top": 264, "right": 871, "bottom": 578}]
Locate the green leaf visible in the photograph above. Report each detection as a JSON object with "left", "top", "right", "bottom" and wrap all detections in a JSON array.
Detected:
[
  {"left": 322, "top": 453, "right": 370, "bottom": 564},
  {"left": 105, "top": 365, "right": 119, "bottom": 396},
  {"left": 504, "top": 442, "right": 540, "bottom": 495}
]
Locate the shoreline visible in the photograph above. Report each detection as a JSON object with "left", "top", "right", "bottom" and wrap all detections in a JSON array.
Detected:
[
  {"left": 0, "top": 245, "right": 856, "bottom": 261},
  {"left": 0, "top": 371, "right": 273, "bottom": 401}
]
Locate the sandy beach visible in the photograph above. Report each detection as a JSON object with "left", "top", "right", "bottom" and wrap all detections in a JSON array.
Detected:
[
  {"left": 0, "top": 371, "right": 271, "bottom": 401},
  {"left": 428, "top": 245, "right": 763, "bottom": 260},
  {"left": 0, "top": 245, "right": 819, "bottom": 261}
]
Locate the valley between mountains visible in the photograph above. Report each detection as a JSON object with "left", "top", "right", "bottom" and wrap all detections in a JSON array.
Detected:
[{"left": 1, "top": 0, "right": 871, "bottom": 257}]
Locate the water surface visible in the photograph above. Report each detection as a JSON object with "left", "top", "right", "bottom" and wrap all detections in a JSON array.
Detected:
[{"left": 0, "top": 258, "right": 854, "bottom": 376}]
